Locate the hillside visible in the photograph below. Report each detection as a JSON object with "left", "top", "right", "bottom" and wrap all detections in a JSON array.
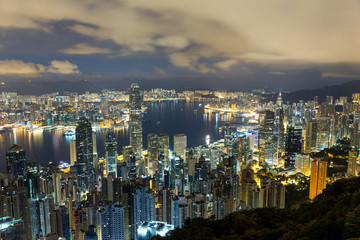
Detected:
[
  {"left": 0, "top": 80, "right": 100, "bottom": 95},
  {"left": 265, "top": 79, "right": 360, "bottom": 103},
  {"left": 158, "top": 177, "right": 360, "bottom": 240}
]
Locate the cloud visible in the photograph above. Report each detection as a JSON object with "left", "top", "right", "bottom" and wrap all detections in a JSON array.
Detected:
[
  {"left": 269, "top": 71, "right": 286, "bottom": 75},
  {"left": 46, "top": 60, "right": 79, "bottom": 74},
  {"left": 0, "top": 59, "right": 80, "bottom": 76},
  {"left": 154, "top": 66, "right": 167, "bottom": 75},
  {"left": 1, "top": 0, "right": 360, "bottom": 76},
  {"left": 59, "top": 43, "right": 111, "bottom": 55},
  {"left": 0, "top": 60, "right": 42, "bottom": 76},
  {"left": 215, "top": 59, "right": 239, "bottom": 70}
]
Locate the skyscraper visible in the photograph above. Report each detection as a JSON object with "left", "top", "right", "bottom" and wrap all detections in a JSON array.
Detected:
[
  {"left": 259, "top": 110, "right": 275, "bottom": 166},
  {"left": 29, "top": 194, "right": 55, "bottom": 239},
  {"left": 285, "top": 127, "right": 302, "bottom": 168},
  {"left": 174, "top": 134, "right": 187, "bottom": 158},
  {"left": 75, "top": 117, "right": 94, "bottom": 191},
  {"left": 304, "top": 120, "right": 317, "bottom": 153},
  {"left": 111, "top": 203, "right": 126, "bottom": 240},
  {"left": 69, "top": 140, "right": 76, "bottom": 166},
  {"left": 105, "top": 131, "right": 118, "bottom": 178},
  {"left": 133, "top": 187, "right": 155, "bottom": 240},
  {"left": 129, "top": 83, "right": 143, "bottom": 161},
  {"left": 158, "top": 134, "right": 169, "bottom": 168},
  {"left": 309, "top": 158, "right": 328, "bottom": 200},
  {"left": 6, "top": 144, "right": 26, "bottom": 182},
  {"left": 347, "top": 148, "right": 359, "bottom": 177}
]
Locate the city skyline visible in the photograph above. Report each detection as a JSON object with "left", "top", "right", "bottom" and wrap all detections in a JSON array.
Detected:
[
  {"left": 1, "top": 1, "right": 360, "bottom": 90},
  {"left": 1, "top": 1, "right": 360, "bottom": 239}
]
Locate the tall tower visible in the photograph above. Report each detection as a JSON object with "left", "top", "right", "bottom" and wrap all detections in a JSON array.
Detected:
[
  {"left": 129, "top": 83, "right": 143, "bottom": 161},
  {"left": 285, "top": 127, "right": 302, "bottom": 168},
  {"left": 347, "top": 148, "right": 359, "bottom": 177},
  {"left": 259, "top": 110, "right": 275, "bottom": 166},
  {"left": 309, "top": 158, "right": 328, "bottom": 200},
  {"left": 6, "top": 144, "right": 27, "bottom": 183},
  {"left": 275, "top": 91, "right": 285, "bottom": 154},
  {"left": 75, "top": 117, "right": 94, "bottom": 191},
  {"left": 105, "top": 131, "right": 118, "bottom": 178},
  {"left": 174, "top": 134, "right": 187, "bottom": 158}
]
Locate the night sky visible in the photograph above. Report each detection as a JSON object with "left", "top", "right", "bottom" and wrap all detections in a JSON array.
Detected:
[{"left": 1, "top": 0, "right": 360, "bottom": 90}]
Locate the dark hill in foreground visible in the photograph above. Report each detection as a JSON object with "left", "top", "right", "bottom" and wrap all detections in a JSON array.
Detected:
[{"left": 158, "top": 177, "right": 360, "bottom": 240}]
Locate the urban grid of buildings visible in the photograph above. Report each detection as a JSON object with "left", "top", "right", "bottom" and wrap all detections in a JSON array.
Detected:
[{"left": 1, "top": 84, "right": 360, "bottom": 239}]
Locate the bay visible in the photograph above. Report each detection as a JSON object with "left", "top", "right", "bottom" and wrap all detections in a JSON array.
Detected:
[{"left": 0, "top": 100, "right": 226, "bottom": 172}]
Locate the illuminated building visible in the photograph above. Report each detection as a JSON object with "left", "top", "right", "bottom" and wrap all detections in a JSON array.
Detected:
[
  {"left": 304, "top": 120, "right": 317, "bottom": 153},
  {"left": 259, "top": 110, "right": 275, "bottom": 166},
  {"left": 0, "top": 186, "right": 30, "bottom": 237},
  {"left": 0, "top": 216, "right": 27, "bottom": 239},
  {"left": 133, "top": 187, "right": 155, "bottom": 240},
  {"left": 295, "top": 153, "right": 311, "bottom": 176},
  {"left": 315, "top": 117, "right": 335, "bottom": 151},
  {"left": 105, "top": 131, "right": 118, "bottom": 177},
  {"left": 285, "top": 127, "right": 302, "bottom": 168},
  {"left": 53, "top": 206, "right": 70, "bottom": 240},
  {"left": 275, "top": 92, "right": 285, "bottom": 153},
  {"left": 6, "top": 144, "right": 26, "bottom": 183},
  {"left": 174, "top": 134, "right": 187, "bottom": 158},
  {"left": 75, "top": 117, "right": 95, "bottom": 191},
  {"left": 137, "top": 221, "right": 174, "bottom": 240},
  {"left": 309, "top": 158, "right": 328, "bottom": 200},
  {"left": 97, "top": 204, "right": 111, "bottom": 240},
  {"left": 259, "top": 179, "right": 285, "bottom": 209},
  {"left": 111, "top": 203, "right": 126, "bottom": 240},
  {"left": 147, "top": 133, "right": 159, "bottom": 176},
  {"left": 69, "top": 140, "right": 76, "bottom": 166},
  {"left": 195, "top": 156, "right": 208, "bottom": 181},
  {"left": 29, "top": 194, "right": 55, "bottom": 239},
  {"left": 158, "top": 134, "right": 169, "bottom": 168},
  {"left": 129, "top": 83, "right": 143, "bottom": 161},
  {"left": 347, "top": 148, "right": 359, "bottom": 177},
  {"left": 171, "top": 196, "right": 189, "bottom": 229},
  {"left": 234, "top": 134, "right": 251, "bottom": 171}
]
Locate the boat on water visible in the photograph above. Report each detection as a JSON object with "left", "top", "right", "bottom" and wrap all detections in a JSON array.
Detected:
[{"left": 64, "top": 129, "right": 75, "bottom": 136}]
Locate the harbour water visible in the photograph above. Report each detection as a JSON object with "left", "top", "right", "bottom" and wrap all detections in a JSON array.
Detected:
[{"left": 0, "top": 100, "right": 232, "bottom": 172}]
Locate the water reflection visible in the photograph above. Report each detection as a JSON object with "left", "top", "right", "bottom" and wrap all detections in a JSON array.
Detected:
[{"left": 0, "top": 100, "right": 224, "bottom": 172}]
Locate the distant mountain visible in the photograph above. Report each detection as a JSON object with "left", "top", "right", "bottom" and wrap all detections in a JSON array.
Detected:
[
  {"left": 0, "top": 80, "right": 100, "bottom": 95},
  {"left": 265, "top": 79, "right": 360, "bottom": 103}
]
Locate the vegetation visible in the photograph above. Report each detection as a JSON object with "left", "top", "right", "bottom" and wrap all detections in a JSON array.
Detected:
[{"left": 157, "top": 177, "right": 360, "bottom": 240}]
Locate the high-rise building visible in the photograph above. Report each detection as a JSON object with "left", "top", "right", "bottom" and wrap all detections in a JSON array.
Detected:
[
  {"left": 275, "top": 92, "right": 285, "bottom": 153},
  {"left": 137, "top": 221, "right": 174, "bottom": 240},
  {"left": 69, "top": 140, "right": 76, "bottom": 166},
  {"left": 304, "top": 120, "right": 317, "bottom": 153},
  {"left": 133, "top": 187, "right": 155, "bottom": 240},
  {"left": 75, "top": 117, "right": 95, "bottom": 191},
  {"left": 105, "top": 131, "right": 118, "bottom": 178},
  {"left": 111, "top": 203, "right": 126, "bottom": 240},
  {"left": 259, "top": 110, "right": 275, "bottom": 166},
  {"left": 174, "top": 134, "right": 187, "bottom": 158},
  {"left": 315, "top": 117, "right": 334, "bottom": 151},
  {"left": 285, "top": 127, "right": 302, "bottom": 168},
  {"left": 6, "top": 144, "right": 26, "bottom": 182},
  {"left": 29, "top": 194, "right": 55, "bottom": 239},
  {"left": 309, "top": 158, "right": 328, "bottom": 200},
  {"left": 259, "top": 179, "right": 285, "bottom": 209},
  {"left": 347, "top": 148, "right": 359, "bottom": 177},
  {"left": 129, "top": 83, "right": 143, "bottom": 161},
  {"left": 295, "top": 153, "right": 312, "bottom": 176},
  {"left": 147, "top": 133, "right": 159, "bottom": 175},
  {"left": 158, "top": 134, "right": 169, "bottom": 168}
]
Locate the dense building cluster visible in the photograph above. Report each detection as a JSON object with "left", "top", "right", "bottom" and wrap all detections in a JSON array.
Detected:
[{"left": 1, "top": 84, "right": 360, "bottom": 239}]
